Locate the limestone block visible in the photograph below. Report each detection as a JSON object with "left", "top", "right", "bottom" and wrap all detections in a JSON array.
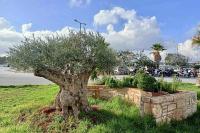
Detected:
[
  {"left": 143, "top": 103, "right": 152, "bottom": 114},
  {"left": 151, "top": 97, "right": 163, "bottom": 104},
  {"left": 161, "top": 102, "right": 171, "bottom": 107},
  {"left": 152, "top": 104, "right": 162, "bottom": 118},
  {"left": 141, "top": 96, "right": 151, "bottom": 103},
  {"left": 176, "top": 99, "right": 185, "bottom": 109},
  {"left": 168, "top": 104, "right": 176, "bottom": 111}
]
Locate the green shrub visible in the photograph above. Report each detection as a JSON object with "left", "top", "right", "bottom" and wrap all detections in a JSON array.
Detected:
[
  {"left": 157, "top": 80, "right": 172, "bottom": 92},
  {"left": 136, "top": 73, "right": 157, "bottom": 92},
  {"left": 132, "top": 70, "right": 145, "bottom": 87},
  {"left": 117, "top": 80, "right": 123, "bottom": 88},
  {"left": 105, "top": 77, "right": 119, "bottom": 88},
  {"left": 171, "top": 76, "right": 182, "bottom": 93},
  {"left": 156, "top": 76, "right": 181, "bottom": 93},
  {"left": 122, "top": 76, "right": 134, "bottom": 87},
  {"left": 94, "top": 76, "right": 111, "bottom": 85}
]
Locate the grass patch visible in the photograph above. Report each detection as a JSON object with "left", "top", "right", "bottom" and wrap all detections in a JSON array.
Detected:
[
  {"left": 0, "top": 83, "right": 200, "bottom": 133},
  {"left": 178, "top": 83, "right": 200, "bottom": 100}
]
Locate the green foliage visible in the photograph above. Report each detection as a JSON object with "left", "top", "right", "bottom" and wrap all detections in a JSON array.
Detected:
[
  {"left": 105, "top": 77, "right": 119, "bottom": 88},
  {"left": 136, "top": 73, "right": 157, "bottom": 92},
  {"left": 193, "top": 64, "right": 200, "bottom": 69},
  {"left": 171, "top": 76, "right": 182, "bottom": 93},
  {"left": 156, "top": 80, "right": 173, "bottom": 93},
  {"left": 151, "top": 43, "right": 166, "bottom": 51},
  {"left": 0, "top": 56, "right": 7, "bottom": 64},
  {"left": 122, "top": 76, "right": 134, "bottom": 87},
  {"left": 97, "top": 76, "right": 134, "bottom": 88},
  {"left": 132, "top": 69, "right": 145, "bottom": 87},
  {"left": 117, "top": 50, "right": 135, "bottom": 66},
  {"left": 192, "top": 29, "right": 200, "bottom": 45},
  {"left": 117, "top": 50, "right": 156, "bottom": 70},
  {"left": 8, "top": 31, "right": 118, "bottom": 75},
  {"left": 95, "top": 71, "right": 181, "bottom": 94},
  {"left": 90, "top": 69, "right": 98, "bottom": 80},
  {"left": 47, "top": 115, "right": 78, "bottom": 133},
  {"left": 156, "top": 76, "right": 181, "bottom": 93},
  {"left": 134, "top": 52, "right": 156, "bottom": 68},
  {"left": 165, "top": 53, "right": 189, "bottom": 67}
]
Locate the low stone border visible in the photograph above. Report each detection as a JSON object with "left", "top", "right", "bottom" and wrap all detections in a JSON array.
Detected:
[{"left": 87, "top": 85, "right": 197, "bottom": 124}]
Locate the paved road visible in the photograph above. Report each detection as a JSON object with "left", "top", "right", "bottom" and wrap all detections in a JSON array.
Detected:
[
  {"left": 0, "top": 66, "right": 197, "bottom": 86},
  {"left": 0, "top": 67, "right": 52, "bottom": 86}
]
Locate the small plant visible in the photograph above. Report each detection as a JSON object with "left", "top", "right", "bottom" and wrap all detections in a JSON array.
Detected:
[
  {"left": 105, "top": 77, "right": 119, "bottom": 88},
  {"left": 157, "top": 76, "right": 164, "bottom": 92},
  {"left": 122, "top": 76, "right": 134, "bottom": 87},
  {"left": 156, "top": 76, "right": 181, "bottom": 93},
  {"left": 136, "top": 72, "right": 157, "bottom": 92},
  {"left": 132, "top": 70, "right": 145, "bottom": 87},
  {"left": 47, "top": 115, "right": 78, "bottom": 133},
  {"left": 171, "top": 76, "right": 182, "bottom": 93},
  {"left": 94, "top": 76, "right": 111, "bottom": 85}
]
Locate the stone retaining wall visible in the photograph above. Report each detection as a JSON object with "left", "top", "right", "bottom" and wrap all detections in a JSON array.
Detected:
[
  {"left": 140, "top": 91, "right": 197, "bottom": 123},
  {"left": 87, "top": 85, "right": 197, "bottom": 124}
]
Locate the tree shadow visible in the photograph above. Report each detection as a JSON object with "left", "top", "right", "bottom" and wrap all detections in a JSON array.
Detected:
[
  {"left": 80, "top": 107, "right": 156, "bottom": 133},
  {"left": 80, "top": 102, "right": 200, "bottom": 133}
]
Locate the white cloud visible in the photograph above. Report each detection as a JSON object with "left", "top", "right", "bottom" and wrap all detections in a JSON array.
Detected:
[
  {"left": 0, "top": 17, "right": 11, "bottom": 29},
  {"left": 69, "top": 0, "right": 91, "bottom": 7},
  {"left": 94, "top": 7, "right": 161, "bottom": 51},
  {"left": 178, "top": 39, "right": 200, "bottom": 62},
  {"left": 94, "top": 7, "right": 136, "bottom": 26},
  {"left": 0, "top": 18, "right": 23, "bottom": 56},
  {"left": 0, "top": 17, "right": 75, "bottom": 56},
  {"left": 22, "top": 23, "right": 32, "bottom": 33}
]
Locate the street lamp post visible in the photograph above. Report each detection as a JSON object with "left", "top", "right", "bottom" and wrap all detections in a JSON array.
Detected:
[{"left": 74, "top": 19, "right": 86, "bottom": 32}]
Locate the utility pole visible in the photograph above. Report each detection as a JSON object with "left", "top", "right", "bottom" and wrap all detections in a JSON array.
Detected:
[{"left": 74, "top": 19, "right": 86, "bottom": 32}]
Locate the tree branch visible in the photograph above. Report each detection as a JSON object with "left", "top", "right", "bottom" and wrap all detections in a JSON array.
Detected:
[{"left": 34, "top": 68, "right": 65, "bottom": 85}]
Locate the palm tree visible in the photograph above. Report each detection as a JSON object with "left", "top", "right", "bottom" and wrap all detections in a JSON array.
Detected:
[
  {"left": 192, "top": 31, "right": 200, "bottom": 87},
  {"left": 151, "top": 43, "right": 166, "bottom": 68}
]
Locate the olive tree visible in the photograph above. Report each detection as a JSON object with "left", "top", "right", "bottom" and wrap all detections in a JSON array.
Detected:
[{"left": 8, "top": 31, "right": 118, "bottom": 118}]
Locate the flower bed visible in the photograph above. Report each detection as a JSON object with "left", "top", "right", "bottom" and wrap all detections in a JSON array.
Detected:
[{"left": 87, "top": 86, "right": 197, "bottom": 124}]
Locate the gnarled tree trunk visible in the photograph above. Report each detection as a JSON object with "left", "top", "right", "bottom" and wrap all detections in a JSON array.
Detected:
[
  {"left": 35, "top": 69, "right": 91, "bottom": 119},
  {"left": 59, "top": 75, "right": 90, "bottom": 119}
]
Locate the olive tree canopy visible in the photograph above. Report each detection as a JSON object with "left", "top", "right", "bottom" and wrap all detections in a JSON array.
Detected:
[{"left": 8, "top": 31, "right": 118, "bottom": 118}]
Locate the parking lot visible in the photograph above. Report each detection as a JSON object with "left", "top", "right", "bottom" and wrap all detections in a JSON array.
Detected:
[{"left": 0, "top": 66, "right": 197, "bottom": 86}]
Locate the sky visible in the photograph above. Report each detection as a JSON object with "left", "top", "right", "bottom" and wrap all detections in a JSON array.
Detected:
[{"left": 0, "top": 0, "right": 200, "bottom": 61}]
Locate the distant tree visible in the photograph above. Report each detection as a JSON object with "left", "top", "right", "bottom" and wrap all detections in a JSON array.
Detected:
[
  {"left": 117, "top": 50, "right": 155, "bottom": 69},
  {"left": 165, "top": 53, "right": 189, "bottom": 67},
  {"left": 0, "top": 56, "right": 7, "bottom": 64},
  {"left": 8, "top": 31, "right": 118, "bottom": 119},
  {"left": 117, "top": 50, "right": 135, "bottom": 67},
  {"left": 133, "top": 51, "right": 156, "bottom": 68},
  {"left": 151, "top": 43, "right": 166, "bottom": 68}
]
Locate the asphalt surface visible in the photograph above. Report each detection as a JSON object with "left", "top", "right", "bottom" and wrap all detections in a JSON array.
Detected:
[
  {"left": 0, "top": 66, "right": 52, "bottom": 86},
  {"left": 0, "top": 66, "right": 197, "bottom": 86}
]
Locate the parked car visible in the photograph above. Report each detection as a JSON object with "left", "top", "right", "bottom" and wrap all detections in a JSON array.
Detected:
[{"left": 114, "top": 66, "right": 130, "bottom": 75}]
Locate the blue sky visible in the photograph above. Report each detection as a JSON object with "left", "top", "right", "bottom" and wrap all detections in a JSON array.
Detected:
[
  {"left": 0, "top": 0, "right": 199, "bottom": 41},
  {"left": 0, "top": 0, "right": 200, "bottom": 60}
]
